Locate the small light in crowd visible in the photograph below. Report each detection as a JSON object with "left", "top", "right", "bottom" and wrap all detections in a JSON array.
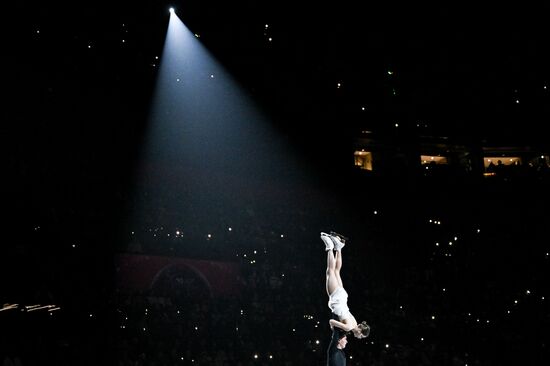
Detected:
[
  {"left": 254, "top": 354, "right": 258, "bottom": 359},
  {"left": 207, "top": 234, "right": 212, "bottom": 238},
  {"left": 374, "top": 211, "right": 378, "bottom": 215},
  {"left": 89, "top": 314, "right": 93, "bottom": 317},
  {"left": 420, "top": 337, "right": 424, "bottom": 341},
  {"left": 292, "top": 328, "right": 296, "bottom": 332},
  {"left": 486, "top": 320, "right": 490, "bottom": 324},
  {"left": 269, "top": 355, "right": 273, "bottom": 359},
  {"left": 431, "top": 315, "right": 435, "bottom": 320},
  {"left": 194, "top": 34, "right": 200, "bottom": 38},
  {"left": 526, "top": 290, "right": 531, "bottom": 295},
  {"left": 395, "top": 123, "right": 399, "bottom": 127},
  {"left": 385, "top": 344, "right": 390, "bottom": 348},
  {"left": 436, "top": 243, "right": 439, "bottom": 246},
  {"left": 181, "top": 357, "right": 184, "bottom": 360},
  {"left": 442, "top": 288, "right": 446, "bottom": 292},
  {"left": 195, "top": 326, "right": 198, "bottom": 330},
  {"left": 477, "top": 229, "right": 481, "bottom": 233},
  {"left": 265, "top": 24, "right": 269, "bottom": 28},
  {"left": 454, "top": 236, "right": 458, "bottom": 241},
  {"left": 316, "top": 340, "right": 320, "bottom": 344},
  {"left": 228, "top": 227, "right": 232, "bottom": 231},
  {"left": 72, "top": 244, "right": 76, "bottom": 248},
  {"left": 280, "top": 234, "right": 284, "bottom": 238},
  {"left": 176, "top": 231, "right": 180, "bottom": 235},
  {"left": 507, "top": 310, "right": 511, "bottom": 314},
  {"left": 362, "top": 106, "right": 366, "bottom": 111},
  {"left": 210, "top": 74, "right": 214, "bottom": 78},
  {"left": 514, "top": 300, "right": 518, "bottom": 304},
  {"left": 337, "top": 82, "right": 341, "bottom": 88},
  {"left": 143, "top": 327, "right": 146, "bottom": 331}
]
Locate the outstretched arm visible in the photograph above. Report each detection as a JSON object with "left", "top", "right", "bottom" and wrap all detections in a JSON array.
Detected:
[{"left": 329, "top": 318, "right": 354, "bottom": 332}]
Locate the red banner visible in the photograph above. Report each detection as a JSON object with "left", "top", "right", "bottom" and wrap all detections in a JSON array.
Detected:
[{"left": 115, "top": 254, "right": 242, "bottom": 298}]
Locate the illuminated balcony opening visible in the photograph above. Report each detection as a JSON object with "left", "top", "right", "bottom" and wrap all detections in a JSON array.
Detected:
[
  {"left": 483, "top": 157, "right": 522, "bottom": 177},
  {"left": 354, "top": 150, "right": 373, "bottom": 171},
  {"left": 484, "top": 157, "right": 522, "bottom": 168},
  {"left": 420, "top": 155, "right": 448, "bottom": 166}
]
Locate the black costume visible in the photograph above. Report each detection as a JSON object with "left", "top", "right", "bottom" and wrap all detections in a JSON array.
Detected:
[{"left": 327, "top": 314, "right": 347, "bottom": 366}]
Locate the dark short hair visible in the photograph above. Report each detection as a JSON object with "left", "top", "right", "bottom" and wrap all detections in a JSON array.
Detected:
[{"left": 359, "top": 321, "right": 370, "bottom": 338}]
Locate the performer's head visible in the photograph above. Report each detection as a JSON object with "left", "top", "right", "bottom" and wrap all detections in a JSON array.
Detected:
[
  {"left": 336, "top": 334, "right": 348, "bottom": 349},
  {"left": 351, "top": 321, "right": 370, "bottom": 339}
]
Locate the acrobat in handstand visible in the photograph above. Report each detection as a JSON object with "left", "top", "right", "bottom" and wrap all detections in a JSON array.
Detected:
[{"left": 321, "top": 232, "right": 370, "bottom": 338}]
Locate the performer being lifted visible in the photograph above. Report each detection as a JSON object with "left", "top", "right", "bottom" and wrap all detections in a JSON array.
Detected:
[{"left": 321, "top": 232, "right": 370, "bottom": 339}]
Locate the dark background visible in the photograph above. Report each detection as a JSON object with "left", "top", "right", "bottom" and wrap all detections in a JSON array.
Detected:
[{"left": 3, "top": 2, "right": 549, "bottom": 365}]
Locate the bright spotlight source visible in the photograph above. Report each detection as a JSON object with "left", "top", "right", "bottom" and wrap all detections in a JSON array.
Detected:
[{"left": 169, "top": 7, "right": 175, "bottom": 13}]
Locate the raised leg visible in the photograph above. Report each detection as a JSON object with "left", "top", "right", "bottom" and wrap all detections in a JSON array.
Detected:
[
  {"left": 326, "top": 250, "right": 339, "bottom": 296},
  {"left": 335, "top": 249, "right": 344, "bottom": 288}
]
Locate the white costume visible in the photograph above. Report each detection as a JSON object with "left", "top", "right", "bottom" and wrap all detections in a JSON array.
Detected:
[{"left": 328, "top": 286, "right": 352, "bottom": 321}]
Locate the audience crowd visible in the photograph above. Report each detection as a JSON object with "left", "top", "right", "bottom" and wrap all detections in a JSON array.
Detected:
[{"left": 2, "top": 176, "right": 548, "bottom": 366}]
